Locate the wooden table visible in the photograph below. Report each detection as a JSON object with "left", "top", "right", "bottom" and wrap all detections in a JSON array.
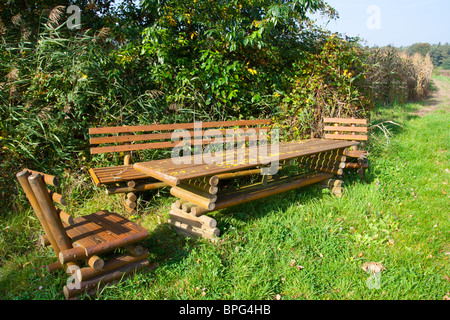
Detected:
[
  {"left": 133, "top": 138, "right": 357, "bottom": 239},
  {"left": 133, "top": 139, "right": 357, "bottom": 187}
]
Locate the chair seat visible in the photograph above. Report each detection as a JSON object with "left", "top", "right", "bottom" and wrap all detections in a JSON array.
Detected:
[
  {"left": 63, "top": 210, "right": 149, "bottom": 251},
  {"left": 89, "top": 165, "right": 153, "bottom": 186}
]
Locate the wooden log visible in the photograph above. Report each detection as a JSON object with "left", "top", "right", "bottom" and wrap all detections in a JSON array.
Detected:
[
  {"left": 331, "top": 187, "right": 343, "bottom": 195},
  {"left": 58, "top": 210, "right": 74, "bottom": 225},
  {"left": 125, "top": 199, "right": 137, "bottom": 210},
  {"left": 24, "top": 168, "right": 59, "bottom": 187},
  {"left": 28, "top": 174, "right": 73, "bottom": 254},
  {"left": 87, "top": 255, "right": 105, "bottom": 270},
  {"left": 59, "top": 229, "right": 149, "bottom": 264},
  {"left": 345, "top": 162, "right": 369, "bottom": 169},
  {"left": 127, "top": 180, "right": 136, "bottom": 188},
  {"left": 17, "top": 170, "right": 61, "bottom": 254},
  {"left": 64, "top": 258, "right": 150, "bottom": 299},
  {"left": 125, "top": 208, "right": 137, "bottom": 216},
  {"left": 344, "top": 150, "right": 367, "bottom": 158},
  {"left": 170, "top": 207, "right": 217, "bottom": 228},
  {"left": 123, "top": 154, "right": 132, "bottom": 166},
  {"left": 46, "top": 261, "right": 79, "bottom": 273},
  {"left": 177, "top": 183, "right": 218, "bottom": 201},
  {"left": 182, "top": 180, "right": 219, "bottom": 194},
  {"left": 181, "top": 201, "right": 196, "bottom": 213},
  {"left": 183, "top": 175, "right": 219, "bottom": 187},
  {"left": 126, "top": 192, "right": 137, "bottom": 202},
  {"left": 48, "top": 191, "right": 67, "bottom": 206},
  {"left": 170, "top": 187, "right": 216, "bottom": 211},
  {"left": 214, "top": 173, "right": 333, "bottom": 211},
  {"left": 106, "top": 181, "right": 168, "bottom": 194},
  {"left": 168, "top": 219, "right": 220, "bottom": 239},
  {"left": 89, "top": 168, "right": 101, "bottom": 187},
  {"left": 190, "top": 206, "right": 212, "bottom": 217},
  {"left": 40, "top": 234, "right": 50, "bottom": 247},
  {"left": 173, "top": 198, "right": 188, "bottom": 209},
  {"left": 75, "top": 250, "right": 149, "bottom": 283},
  {"left": 125, "top": 244, "right": 145, "bottom": 256},
  {"left": 46, "top": 261, "right": 62, "bottom": 273},
  {"left": 319, "top": 179, "right": 343, "bottom": 188},
  {"left": 305, "top": 166, "right": 343, "bottom": 175}
]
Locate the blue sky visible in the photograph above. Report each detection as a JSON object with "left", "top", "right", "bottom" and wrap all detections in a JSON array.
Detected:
[{"left": 312, "top": 0, "right": 450, "bottom": 47}]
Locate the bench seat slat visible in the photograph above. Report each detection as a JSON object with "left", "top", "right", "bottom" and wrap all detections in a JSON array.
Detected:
[
  {"left": 324, "top": 134, "right": 368, "bottom": 141},
  {"left": 323, "top": 118, "right": 367, "bottom": 125},
  {"left": 89, "top": 165, "right": 155, "bottom": 185},
  {"left": 323, "top": 126, "right": 368, "bottom": 133}
]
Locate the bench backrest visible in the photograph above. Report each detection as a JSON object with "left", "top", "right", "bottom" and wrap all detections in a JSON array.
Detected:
[
  {"left": 323, "top": 118, "right": 368, "bottom": 142},
  {"left": 89, "top": 119, "right": 273, "bottom": 155}
]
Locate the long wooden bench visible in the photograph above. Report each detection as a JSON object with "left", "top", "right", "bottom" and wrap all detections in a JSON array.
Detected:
[
  {"left": 88, "top": 119, "right": 274, "bottom": 213},
  {"left": 323, "top": 117, "right": 369, "bottom": 178}
]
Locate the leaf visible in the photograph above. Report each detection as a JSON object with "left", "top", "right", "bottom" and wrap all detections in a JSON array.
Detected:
[{"left": 361, "top": 262, "right": 386, "bottom": 274}]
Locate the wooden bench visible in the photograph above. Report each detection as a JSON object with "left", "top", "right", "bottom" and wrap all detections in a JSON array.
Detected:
[
  {"left": 88, "top": 119, "right": 274, "bottom": 213},
  {"left": 323, "top": 117, "right": 369, "bottom": 178},
  {"left": 16, "top": 169, "right": 151, "bottom": 299}
]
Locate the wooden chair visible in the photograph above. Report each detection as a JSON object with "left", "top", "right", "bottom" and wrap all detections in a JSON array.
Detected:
[
  {"left": 16, "top": 169, "right": 151, "bottom": 300},
  {"left": 323, "top": 117, "right": 369, "bottom": 179}
]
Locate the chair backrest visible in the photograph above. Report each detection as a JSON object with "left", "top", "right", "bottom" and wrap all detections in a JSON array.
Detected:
[
  {"left": 89, "top": 119, "right": 273, "bottom": 155},
  {"left": 323, "top": 118, "right": 368, "bottom": 142},
  {"left": 16, "top": 169, "right": 73, "bottom": 256}
]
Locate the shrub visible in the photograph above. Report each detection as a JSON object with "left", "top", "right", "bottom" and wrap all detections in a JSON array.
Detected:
[{"left": 274, "top": 32, "right": 374, "bottom": 141}]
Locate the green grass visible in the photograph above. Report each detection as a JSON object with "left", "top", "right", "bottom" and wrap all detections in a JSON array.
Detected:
[{"left": 1, "top": 81, "right": 449, "bottom": 300}]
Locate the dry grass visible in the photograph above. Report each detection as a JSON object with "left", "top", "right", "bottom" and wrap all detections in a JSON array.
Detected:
[{"left": 367, "top": 48, "right": 434, "bottom": 104}]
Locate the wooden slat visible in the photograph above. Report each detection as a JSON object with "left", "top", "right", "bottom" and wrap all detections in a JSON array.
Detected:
[
  {"left": 24, "top": 168, "right": 59, "bottom": 187},
  {"left": 133, "top": 140, "right": 356, "bottom": 186},
  {"left": 89, "top": 120, "right": 272, "bottom": 135},
  {"left": 324, "top": 134, "right": 368, "bottom": 141},
  {"left": 90, "top": 127, "right": 270, "bottom": 145},
  {"left": 91, "top": 140, "right": 178, "bottom": 154},
  {"left": 323, "top": 118, "right": 367, "bottom": 125},
  {"left": 344, "top": 150, "right": 367, "bottom": 158},
  {"left": 324, "top": 126, "right": 367, "bottom": 132}
]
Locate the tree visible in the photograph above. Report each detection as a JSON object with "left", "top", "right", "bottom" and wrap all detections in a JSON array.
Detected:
[{"left": 140, "top": 0, "right": 336, "bottom": 119}]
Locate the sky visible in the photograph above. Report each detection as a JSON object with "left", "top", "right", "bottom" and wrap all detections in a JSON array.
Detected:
[{"left": 312, "top": 0, "right": 450, "bottom": 47}]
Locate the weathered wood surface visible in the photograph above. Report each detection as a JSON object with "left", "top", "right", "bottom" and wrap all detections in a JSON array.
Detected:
[
  {"left": 89, "top": 119, "right": 272, "bottom": 154},
  {"left": 59, "top": 210, "right": 149, "bottom": 264},
  {"left": 133, "top": 139, "right": 356, "bottom": 186}
]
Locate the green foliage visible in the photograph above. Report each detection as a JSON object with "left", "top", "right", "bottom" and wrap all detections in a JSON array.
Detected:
[
  {"left": 140, "top": 0, "right": 337, "bottom": 120},
  {"left": 442, "top": 57, "right": 450, "bottom": 70},
  {"left": 275, "top": 33, "right": 373, "bottom": 140},
  {"left": 405, "top": 42, "right": 450, "bottom": 69},
  {"left": 0, "top": 9, "right": 160, "bottom": 203}
]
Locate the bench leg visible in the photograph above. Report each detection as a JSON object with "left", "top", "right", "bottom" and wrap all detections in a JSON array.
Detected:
[{"left": 124, "top": 192, "right": 137, "bottom": 215}]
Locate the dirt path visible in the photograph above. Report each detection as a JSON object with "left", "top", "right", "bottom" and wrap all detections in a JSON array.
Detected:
[{"left": 411, "top": 73, "right": 450, "bottom": 116}]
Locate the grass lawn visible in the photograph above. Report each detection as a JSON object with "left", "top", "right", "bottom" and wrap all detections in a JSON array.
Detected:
[{"left": 0, "top": 77, "right": 449, "bottom": 300}]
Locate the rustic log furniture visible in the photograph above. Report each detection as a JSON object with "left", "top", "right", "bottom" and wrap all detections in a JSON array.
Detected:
[
  {"left": 132, "top": 139, "right": 358, "bottom": 239},
  {"left": 16, "top": 169, "right": 151, "bottom": 300},
  {"left": 323, "top": 117, "right": 369, "bottom": 179},
  {"left": 88, "top": 120, "right": 273, "bottom": 213}
]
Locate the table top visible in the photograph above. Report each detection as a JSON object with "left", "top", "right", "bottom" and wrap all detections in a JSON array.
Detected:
[{"left": 133, "top": 139, "right": 357, "bottom": 186}]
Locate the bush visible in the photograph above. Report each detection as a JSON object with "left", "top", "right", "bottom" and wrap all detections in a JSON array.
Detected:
[
  {"left": 0, "top": 8, "right": 160, "bottom": 207},
  {"left": 274, "top": 32, "right": 374, "bottom": 141}
]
